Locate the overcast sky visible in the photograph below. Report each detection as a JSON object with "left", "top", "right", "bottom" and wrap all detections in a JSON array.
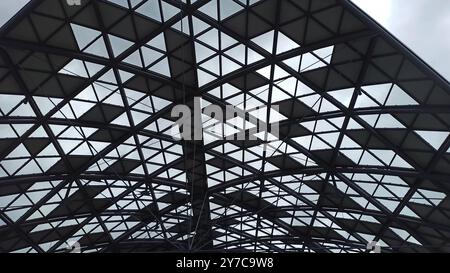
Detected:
[
  {"left": 0, "top": 0, "right": 29, "bottom": 27},
  {"left": 0, "top": 0, "right": 448, "bottom": 81},
  {"left": 352, "top": 0, "right": 450, "bottom": 81}
]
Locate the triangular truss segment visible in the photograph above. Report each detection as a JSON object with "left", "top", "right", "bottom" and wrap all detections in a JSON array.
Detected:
[{"left": 0, "top": 0, "right": 449, "bottom": 253}]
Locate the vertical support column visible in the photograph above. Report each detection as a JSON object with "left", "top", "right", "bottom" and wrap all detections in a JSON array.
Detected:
[{"left": 181, "top": 97, "right": 213, "bottom": 250}]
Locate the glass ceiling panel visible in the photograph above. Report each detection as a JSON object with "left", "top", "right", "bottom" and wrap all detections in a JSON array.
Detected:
[{"left": 0, "top": 0, "right": 448, "bottom": 254}]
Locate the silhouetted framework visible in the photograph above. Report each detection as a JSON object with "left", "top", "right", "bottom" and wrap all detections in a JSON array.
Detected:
[{"left": 0, "top": 0, "right": 449, "bottom": 253}]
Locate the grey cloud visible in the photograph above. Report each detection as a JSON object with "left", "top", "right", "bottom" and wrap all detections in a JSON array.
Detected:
[
  {"left": 355, "top": 0, "right": 450, "bottom": 81},
  {"left": 0, "top": 0, "right": 31, "bottom": 27},
  {"left": 389, "top": 0, "right": 450, "bottom": 80}
]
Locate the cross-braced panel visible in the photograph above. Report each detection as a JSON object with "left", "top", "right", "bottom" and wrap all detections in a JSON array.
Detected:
[{"left": 0, "top": 0, "right": 449, "bottom": 253}]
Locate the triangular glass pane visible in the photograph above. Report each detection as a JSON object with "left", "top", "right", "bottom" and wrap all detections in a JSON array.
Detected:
[
  {"left": 84, "top": 38, "right": 109, "bottom": 57},
  {"left": 198, "top": 28, "right": 219, "bottom": 49},
  {"left": 161, "top": 1, "right": 180, "bottom": 21},
  {"left": 391, "top": 155, "right": 413, "bottom": 169},
  {"left": 416, "top": 131, "right": 449, "bottom": 150},
  {"left": 375, "top": 114, "right": 405, "bottom": 129},
  {"left": 7, "top": 144, "right": 30, "bottom": 159},
  {"left": 220, "top": 0, "right": 243, "bottom": 20},
  {"left": 328, "top": 88, "right": 354, "bottom": 108},
  {"left": 199, "top": 0, "right": 218, "bottom": 20},
  {"left": 60, "top": 59, "right": 88, "bottom": 77},
  {"left": 221, "top": 32, "right": 238, "bottom": 49},
  {"left": 277, "top": 31, "right": 299, "bottom": 54},
  {"left": 147, "top": 33, "right": 166, "bottom": 51},
  {"left": 386, "top": 85, "right": 418, "bottom": 106},
  {"left": 271, "top": 86, "right": 291, "bottom": 103},
  {"left": 251, "top": 30, "right": 274, "bottom": 53},
  {"left": 136, "top": 0, "right": 162, "bottom": 22},
  {"left": 256, "top": 65, "right": 271, "bottom": 79},
  {"left": 11, "top": 103, "right": 35, "bottom": 118},
  {"left": 172, "top": 16, "right": 190, "bottom": 35},
  {"left": 355, "top": 93, "right": 379, "bottom": 108},
  {"left": 201, "top": 55, "right": 220, "bottom": 75},
  {"left": 119, "top": 70, "right": 134, "bottom": 82},
  {"left": 123, "top": 49, "right": 143, "bottom": 67},
  {"left": 247, "top": 47, "right": 264, "bottom": 63},
  {"left": 221, "top": 56, "right": 241, "bottom": 75},
  {"left": 371, "top": 149, "right": 395, "bottom": 164},
  {"left": 148, "top": 57, "right": 170, "bottom": 77},
  {"left": 273, "top": 65, "right": 290, "bottom": 80},
  {"left": 300, "top": 53, "right": 324, "bottom": 72},
  {"left": 362, "top": 83, "right": 391, "bottom": 105},
  {"left": 141, "top": 47, "right": 164, "bottom": 67},
  {"left": 195, "top": 42, "right": 216, "bottom": 62},
  {"left": 313, "top": 46, "right": 334, "bottom": 64},
  {"left": 85, "top": 62, "right": 104, "bottom": 76},
  {"left": 71, "top": 23, "right": 101, "bottom": 49},
  {"left": 197, "top": 69, "right": 217, "bottom": 87},
  {"left": 283, "top": 55, "right": 301, "bottom": 71},
  {"left": 192, "top": 16, "right": 210, "bottom": 35},
  {"left": 108, "top": 34, "right": 133, "bottom": 57},
  {"left": 70, "top": 100, "right": 95, "bottom": 118},
  {"left": 0, "top": 95, "right": 24, "bottom": 115}
]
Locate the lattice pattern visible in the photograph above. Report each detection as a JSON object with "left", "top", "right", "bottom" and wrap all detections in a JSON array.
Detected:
[{"left": 0, "top": 0, "right": 449, "bottom": 253}]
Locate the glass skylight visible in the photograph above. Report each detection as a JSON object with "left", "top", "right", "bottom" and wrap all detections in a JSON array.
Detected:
[{"left": 0, "top": 0, "right": 448, "bottom": 254}]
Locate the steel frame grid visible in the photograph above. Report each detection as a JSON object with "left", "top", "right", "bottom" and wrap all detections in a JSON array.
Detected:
[{"left": 0, "top": 0, "right": 448, "bottom": 253}]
